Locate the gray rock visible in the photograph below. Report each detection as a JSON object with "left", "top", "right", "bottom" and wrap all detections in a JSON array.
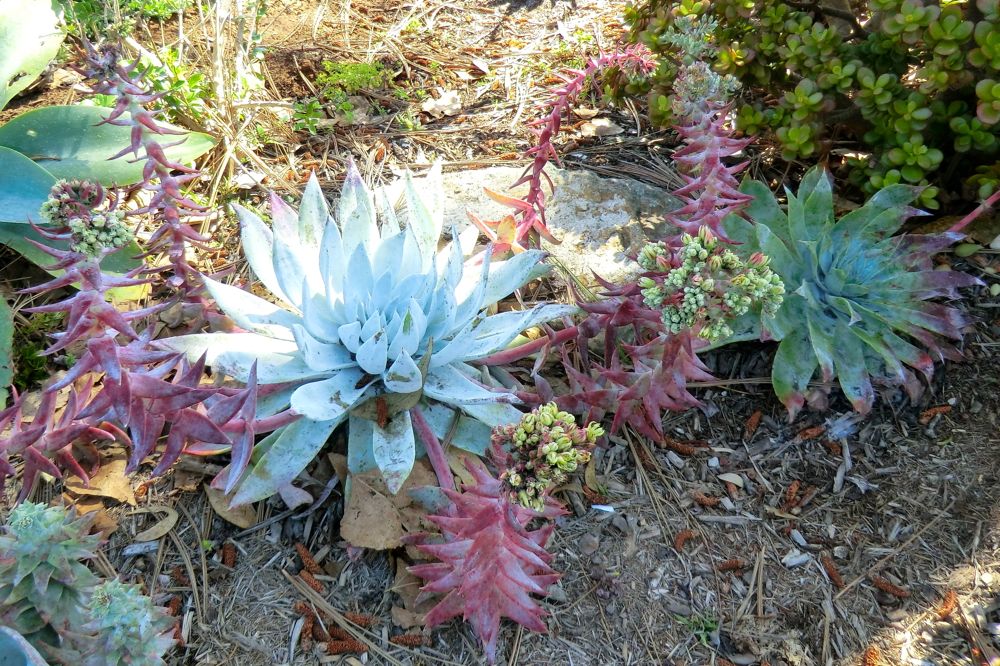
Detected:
[{"left": 384, "top": 165, "right": 681, "bottom": 284}]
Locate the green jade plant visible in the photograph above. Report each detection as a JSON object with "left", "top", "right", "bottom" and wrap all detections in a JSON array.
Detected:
[{"left": 165, "top": 162, "right": 577, "bottom": 504}]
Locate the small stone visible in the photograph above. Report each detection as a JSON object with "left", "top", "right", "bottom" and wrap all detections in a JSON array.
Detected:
[
  {"left": 781, "top": 548, "right": 811, "bottom": 568},
  {"left": 833, "top": 546, "right": 849, "bottom": 559},
  {"left": 707, "top": 456, "right": 721, "bottom": 469}
]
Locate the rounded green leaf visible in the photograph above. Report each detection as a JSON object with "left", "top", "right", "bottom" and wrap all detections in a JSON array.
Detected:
[
  {"left": 0, "top": 0, "right": 64, "bottom": 111},
  {"left": 0, "top": 145, "right": 56, "bottom": 223},
  {"left": 0, "top": 106, "right": 215, "bottom": 186}
]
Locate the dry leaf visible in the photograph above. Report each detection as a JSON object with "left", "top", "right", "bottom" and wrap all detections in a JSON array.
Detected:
[
  {"left": 717, "top": 473, "right": 744, "bottom": 488},
  {"left": 580, "top": 118, "right": 624, "bottom": 137},
  {"left": 65, "top": 452, "right": 136, "bottom": 506},
  {"left": 340, "top": 460, "right": 437, "bottom": 550},
  {"left": 204, "top": 485, "right": 257, "bottom": 529},
  {"left": 390, "top": 559, "right": 433, "bottom": 628},
  {"left": 471, "top": 57, "right": 491, "bottom": 74},
  {"left": 573, "top": 106, "right": 601, "bottom": 119},
  {"left": 328, "top": 453, "right": 348, "bottom": 483},
  {"left": 64, "top": 494, "right": 117, "bottom": 536},
  {"left": 584, "top": 458, "right": 600, "bottom": 491},
  {"left": 130, "top": 505, "right": 179, "bottom": 542}
]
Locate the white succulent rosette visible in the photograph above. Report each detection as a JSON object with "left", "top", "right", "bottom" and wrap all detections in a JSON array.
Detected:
[{"left": 166, "top": 163, "right": 576, "bottom": 504}]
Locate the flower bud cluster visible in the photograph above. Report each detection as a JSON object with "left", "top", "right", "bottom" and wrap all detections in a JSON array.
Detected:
[
  {"left": 40, "top": 180, "right": 133, "bottom": 258},
  {"left": 491, "top": 403, "right": 603, "bottom": 511},
  {"left": 637, "top": 226, "right": 785, "bottom": 342}
]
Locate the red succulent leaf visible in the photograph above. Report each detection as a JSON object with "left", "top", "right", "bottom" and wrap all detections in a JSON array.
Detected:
[{"left": 407, "top": 462, "right": 564, "bottom": 663}]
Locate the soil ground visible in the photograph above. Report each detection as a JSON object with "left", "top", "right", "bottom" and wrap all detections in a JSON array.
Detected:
[{"left": 4, "top": 1, "right": 1000, "bottom": 665}]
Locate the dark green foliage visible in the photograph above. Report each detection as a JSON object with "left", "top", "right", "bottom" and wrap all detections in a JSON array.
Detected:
[{"left": 624, "top": 0, "right": 1000, "bottom": 207}]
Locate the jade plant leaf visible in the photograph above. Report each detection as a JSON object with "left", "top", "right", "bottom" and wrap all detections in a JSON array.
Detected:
[
  {"left": 0, "top": 146, "right": 56, "bottom": 223},
  {"left": 0, "top": 0, "right": 64, "bottom": 111},
  {"left": 0, "top": 106, "right": 215, "bottom": 188}
]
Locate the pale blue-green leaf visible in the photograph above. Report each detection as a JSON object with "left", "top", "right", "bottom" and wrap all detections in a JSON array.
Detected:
[
  {"left": 290, "top": 369, "right": 372, "bottom": 421},
  {"left": 300, "top": 291, "right": 340, "bottom": 343},
  {"left": 424, "top": 287, "right": 456, "bottom": 344},
  {"left": 0, "top": 106, "right": 214, "bottom": 185},
  {"left": 0, "top": 146, "right": 56, "bottom": 223},
  {"left": 0, "top": 295, "right": 12, "bottom": 408},
  {"left": 347, "top": 414, "right": 376, "bottom": 474},
  {"left": 785, "top": 190, "right": 807, "bottom": 248},
  {"left": 403, "top": 163, "right": 443, "bottom": 266},
  {"left": 451, "top": 248, "right": 491, "bottom": 334},
  {"left": 256, "top": 385, "right": 297, "bottom": 418},
  {"left": 161, "top": 333, "right": 318, "bottom": 383},
  {"left": 320, "top": 209, "right": 346, "bottom": 300},
  {"left": 372, "top": 410, "right": 415, "bottom": 494},
  {"left": 383, "top": 350, "right": 423, "bottom": 393},
  {"left": 417, "top": 401, "right": 492, "bottom": 456},
  {"left": 376, "top": 188, "right": 400, "bottom": 235},
  {"left": 388, "top": 299, "right": 427, "bottom": 359},
  {"left": 356, "top": 329, "right": 388, "bottom": 375},
  {"left": 338, "top": 161, "right": 378, "bottom": 253},
  {"left": 297, "top": 173, "right": 329, "bottom": 249},
  {"left": 231, "top": 416, "right": 342, "bottom": 506},
  {"left": 458, "top": 400, "right": 524, "bottom": 428},
  {"left": 423, "top": 364, "right": 522, "bottom": 406},
  {"left": 269, "top": 193, "right": 298, "bottom": 239},
  {"left": 741, "top": 178, "right": 790, "bottom": 243},
  {"left": 203, "top": 277, "right": 297, "bottom": 339},
  {"left": 434, "top": 303, "right": 578, "bottom": 367},
  {"left": 342, "top": 244, "right": 374, "bottom": 309},
  {"left": 291, "top": 324, "right": 356, "bottom": 372},
  {"left": 805, "top": 310, "right": 836, "bottom": 381},
  {"left": 271, "top": 234, "right": 309, "bottom": 310},
  {"left": 771, "top": 330, "right": 817, "bottom": 418},
  {"left": 479, "top": 249, "right": 547, "bottom": 306},
  {"left": 372, "top": 229, "right": 407, "bottom": 282},
  {"left": 232, "top": 202, "right": 291, "bottom": 305},
  {"left": 756, "top": 221, "right": 802, "bottom": 286},
  {"left": 801, "top": 167, "right": 834, "bottom": 238},
  {"left": 720, "top": 212, "right": 755, "bottom": 246},
  {"left": 832, "top": 322, "right": 874, "bottom": 413},
  {"left": 0, "top": 0, "right": 63, "bottom": 110},
  {"left": 338, "top": 321, "right": 362, "bottom": 353}
]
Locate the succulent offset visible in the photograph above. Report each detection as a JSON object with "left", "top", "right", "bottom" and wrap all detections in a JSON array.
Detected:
[
  {"left": 0, "top": 502, "right": 100, "bottom": 640},
  {"left": 39, "top": 180, "right": 133, "bottom": 258},
  {"left": 166, "top": 162, "right": 577, "bottom": 503},
  {"left": 723, "top": 166, "right": 979, "bottom": 416},
  {"left": 77, "top": 580, "right": 175, "bottom": 666}
]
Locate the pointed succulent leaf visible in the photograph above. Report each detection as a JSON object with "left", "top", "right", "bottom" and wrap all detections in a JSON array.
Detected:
[
  {"left": 231, "top": 416, "right": 342, "bottom": 506},
  {"left": 232, "top": 202, "right": 291, "bottom": 305},
  {"left": 202, "top": 277, "right": 297, "bottom": 338},
  {"left": 372, "top": 409, "right": 415, "bottom": 494},
  {"left": 339, "top": 160, "right": 379, "bottom": 253},
  {"left": 290, "top": 367, "right": 373, "bottom": 421}
]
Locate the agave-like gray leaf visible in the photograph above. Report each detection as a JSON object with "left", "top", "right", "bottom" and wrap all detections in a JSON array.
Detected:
[
  {"left": 168, "top": 161, "right": 576, "bottom": 502},
  {"left": 725, "top": 166, "right": 979, "bottom": 417}
]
